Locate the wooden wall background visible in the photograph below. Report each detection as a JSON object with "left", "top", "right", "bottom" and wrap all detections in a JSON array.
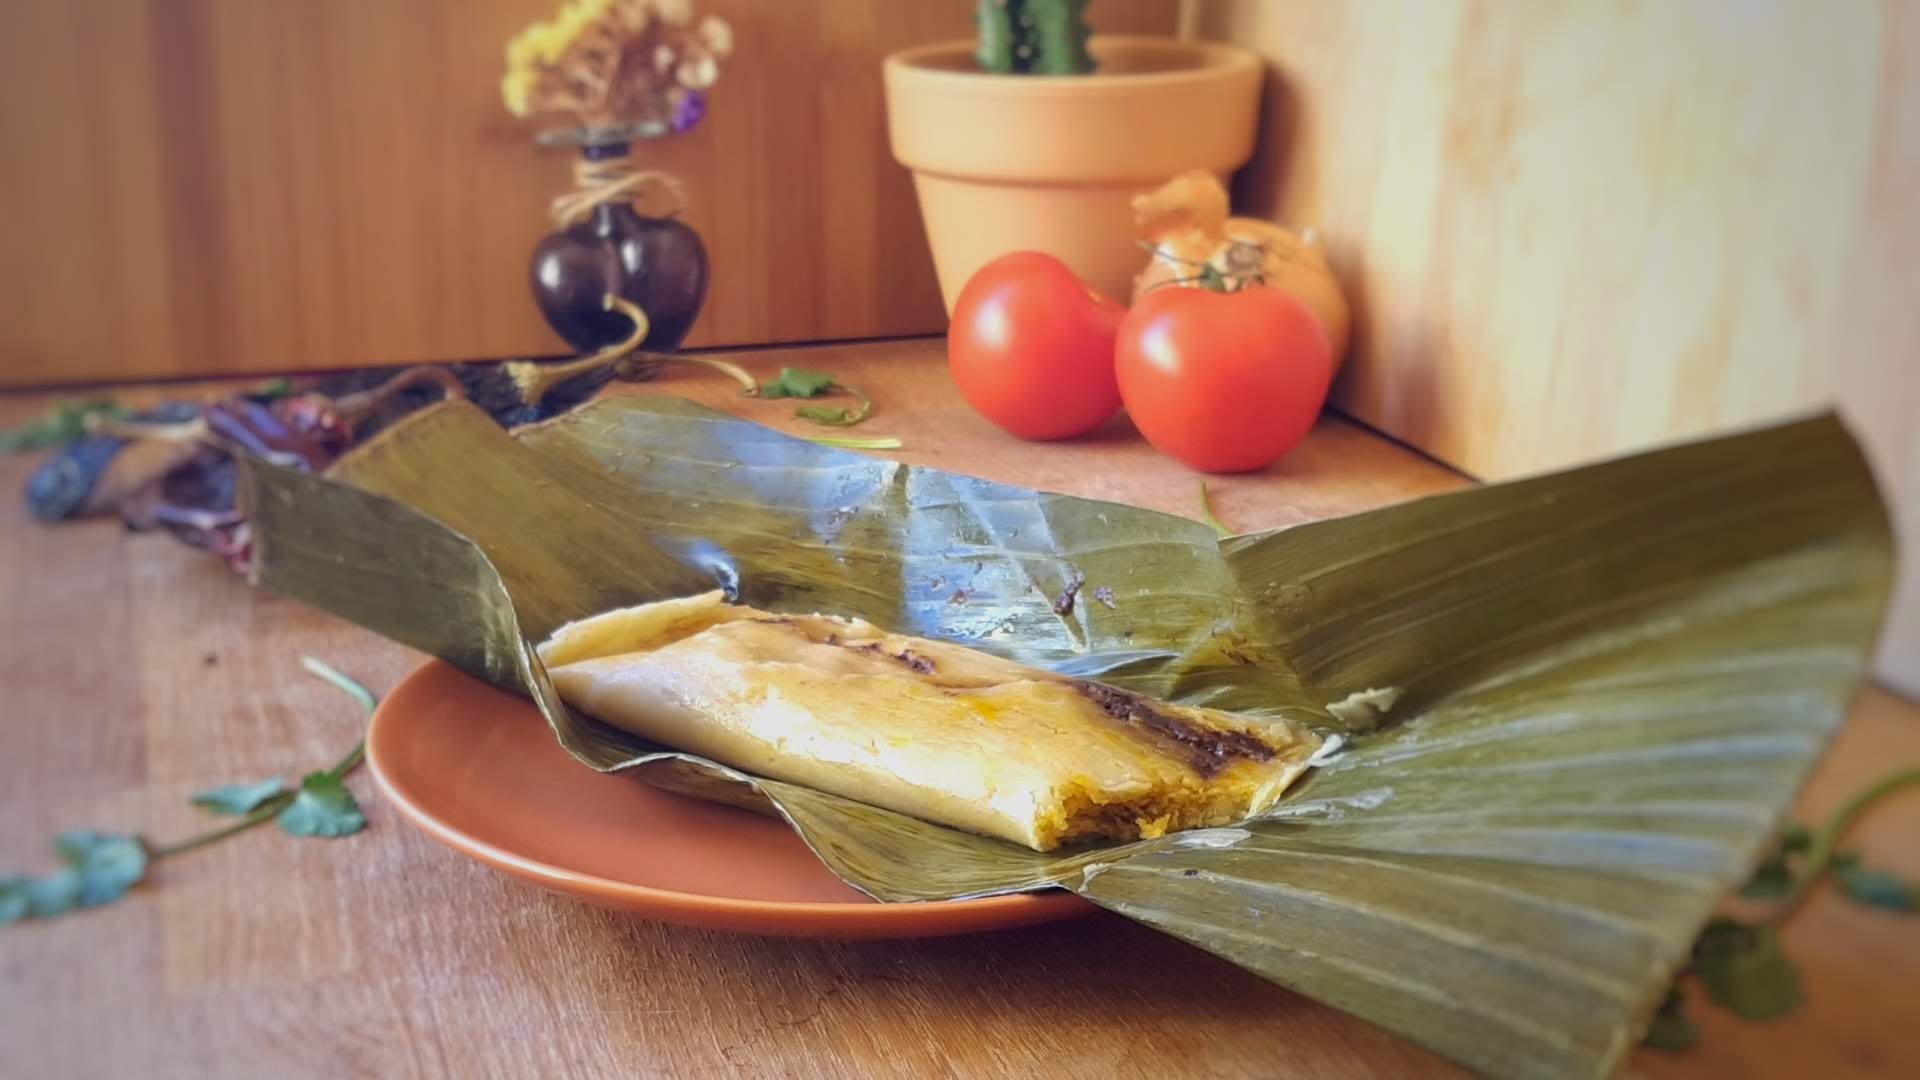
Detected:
[
  {"left": 1197, "top": 0, "right": 1920, "bottom": 693},
  {"left": 0, "top": 0, "right": 1177, "bottom": 386}
]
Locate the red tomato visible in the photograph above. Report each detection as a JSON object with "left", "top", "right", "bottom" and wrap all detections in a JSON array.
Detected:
[
  {"left": 947, "top": 252, "right": 1125, "bottom": 440},
  {"left": 1115, "top": 287, "right": 1333, "bottom": 473}
]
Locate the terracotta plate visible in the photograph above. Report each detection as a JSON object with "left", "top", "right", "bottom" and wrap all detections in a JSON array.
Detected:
[{"left": 367, "top": 660, "right": 1093, "bottom": 938}]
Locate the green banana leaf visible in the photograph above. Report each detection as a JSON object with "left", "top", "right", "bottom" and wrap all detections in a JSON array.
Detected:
[{"left": 239, "top": 397, "right": 1893, "bottom": 1080}]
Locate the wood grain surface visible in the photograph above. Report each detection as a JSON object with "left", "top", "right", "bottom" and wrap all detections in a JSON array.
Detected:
[
  {"left": 2, "top": 339, "right": 1916, "bottom": 1079},
  {"left": 0, "top": 0, "right": 1176, "bottom": 387},
  {"left": 1196, "top": 0, "right": 1920, "bottom": 694}
]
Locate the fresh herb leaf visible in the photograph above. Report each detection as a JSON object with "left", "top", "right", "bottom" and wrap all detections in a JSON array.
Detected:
[
  {"left": 1832, "top": 858, "right": 1915, "bottom": 911},
  {"left": 0, "top": 876, "right": 30, "bottom": 924},
  {"left": 1740, "top": 860, "right": 1794, "bottom": 899},
  {"left": 24, "top": 869, "right": 84, "bottom": 917},
  {"left": 255, "top": 377, "right": 294, "bottom": 399},
  {"left": 795, "top": 385, "right": 873, "bottom": 427},
  {"left": 54, "top": 830, "right": 150, "bottom": 907},
  {"left": 0, "top": 400, "right": 129, "bottom": 454},
  {"left": 1643, "top": 986, "right": 1700, "bottom": 1051},
  {"left": 5, "top": 831, "right": 147, "bottom": 920},
  {"left": 277, "top": 772, "right": 366, "bottom": 838},
  {"left": 1758, "top": 768, "right": 1920, "bottom": 926},
  {"left": 1658, "top": 775, "right": 1917, "bottom": 1049},
  {"left": 1741, "top": 823, "right": 1813, "bottom": 899},
  {"left": 759, "top": 367, "right": 875, "bottom": 427},
  {"left": 759, "top": 367, "right": 837, "bottom": 399},
  {"left": 191, "top": 778, "right": 288, "bottom": 816},
  {"left": 4, "top": 658, "right": 377, "bottom": 929},
  {"left": 272, "top": 660, "right": 372, "bottom": 839},
  {"left": 1693, "top": 917, "right": 1803, "bottom": 1020},
  {"left": 796, "top": 404, "right": 856, "bottom": 424}
]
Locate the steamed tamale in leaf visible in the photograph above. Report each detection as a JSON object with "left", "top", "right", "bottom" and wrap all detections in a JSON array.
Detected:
[
  {"left": 538, "top": 590, "right": 1323, "bottom": 851},
  {"left": 240, "top": 398, "right": 1892, "bottom": 1080}
]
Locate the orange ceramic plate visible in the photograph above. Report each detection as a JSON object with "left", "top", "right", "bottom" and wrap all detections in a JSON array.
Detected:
[{"left": 367, "top": 660, "right": 1093, "bottom": 938}]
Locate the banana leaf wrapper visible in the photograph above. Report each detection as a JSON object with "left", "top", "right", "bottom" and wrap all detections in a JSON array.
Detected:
[{"left": 237, "top": 397, "right": 1893, "bottom": 1080}]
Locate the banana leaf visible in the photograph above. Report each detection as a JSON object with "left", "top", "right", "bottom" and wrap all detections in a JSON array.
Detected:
[{"left": 239, "top": 397, "right": 1892, "bottom": 1080}]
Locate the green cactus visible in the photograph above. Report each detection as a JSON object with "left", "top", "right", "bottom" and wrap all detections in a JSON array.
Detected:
[{"left": 974, "top": 0, "right": 1095, "bottom": 76}]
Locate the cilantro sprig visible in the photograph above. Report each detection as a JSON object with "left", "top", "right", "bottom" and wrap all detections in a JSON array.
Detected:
[
  {"left": 1, "top": 657, "right": 376, "bottom": 926},
  {"left": 0, "top": 400, "right": 130, "bottom": 454},
  {"left": 1647, "top": 764, "right": 1919, "bottom": 1050},
  {"left": 1, "top": 377, "right": 289, "bottom": 457},
  {"left": 759, "top": 367, "right": 874, "bottom": 427}
]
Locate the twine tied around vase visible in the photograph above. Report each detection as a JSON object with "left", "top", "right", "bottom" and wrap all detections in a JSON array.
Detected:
[{"left": 548, "top": 154, "right": 686, "bottom": 228}]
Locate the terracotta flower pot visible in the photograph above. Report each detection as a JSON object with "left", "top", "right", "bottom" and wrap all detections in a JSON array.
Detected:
[{"left": 884, "top": 35, "right": 1263, "bottom": 311}]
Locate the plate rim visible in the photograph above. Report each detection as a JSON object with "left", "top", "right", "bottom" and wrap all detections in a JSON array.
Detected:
[{"left": 367, "top": 659, "right": 1093, "bottom": 932}]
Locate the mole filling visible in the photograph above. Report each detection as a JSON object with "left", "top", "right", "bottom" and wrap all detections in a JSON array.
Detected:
[
  {"left": 788, "top": 617, "right": 1265, "bottom": 774},
  {"left": 1071, "top": 680, "right": 1275, "bottom": 776},
  {"left": 762, "top": 616, "right": 940, "bottom": 675},
  {"left": 834, "top": 638, "right": 937, "bottom": 674}
]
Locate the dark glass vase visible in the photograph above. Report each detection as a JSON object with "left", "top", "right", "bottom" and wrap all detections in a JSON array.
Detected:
[{"left": 529, "top": 142, "right": 710, "bottom": 355}]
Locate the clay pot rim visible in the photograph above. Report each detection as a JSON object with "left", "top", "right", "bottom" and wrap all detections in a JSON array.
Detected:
[{"left": 884, "top": 35, "right": 1260, "bottom": 99}]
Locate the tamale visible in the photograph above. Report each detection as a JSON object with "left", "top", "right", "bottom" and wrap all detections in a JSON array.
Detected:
[{"left": 538, "top": 591, "right": 1322, "bottom": 851}]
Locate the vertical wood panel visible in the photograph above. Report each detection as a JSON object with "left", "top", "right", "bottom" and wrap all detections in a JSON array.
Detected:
[
  {"left": 0, "top": 0, "right": 1180, "bottom": 384},
  {"left": 1199, "top": 0, "right": 1920, "bottom": 692}
]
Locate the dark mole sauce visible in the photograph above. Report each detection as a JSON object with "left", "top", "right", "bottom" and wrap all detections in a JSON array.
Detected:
[
  {"left": 1071, "top": 680, "right": 1274, "bottom": 776},
  {"left": 761, "top": 617, "right": 936, "bottom": 675},
  {"left": 846, "top": 641, "right": 936, "bottom": 674},
  {"left": 776, "top": 615, "right": 1266, "bottom": 775}
]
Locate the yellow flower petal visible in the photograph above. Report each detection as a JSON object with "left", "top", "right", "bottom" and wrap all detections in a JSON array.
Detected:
[
  {"left": 506, "top": 32, "right": 538, "bottom": 69},
  {"left": 532, "top": 24, "right": 570, "bottom": 64},
  {"left": 500, "top": 69, "right": 536, "bottom": 117}
]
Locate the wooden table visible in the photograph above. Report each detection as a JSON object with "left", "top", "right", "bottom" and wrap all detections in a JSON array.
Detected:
[{"left": 3, "top": 338, "right": 1916, "bottom": 1078}]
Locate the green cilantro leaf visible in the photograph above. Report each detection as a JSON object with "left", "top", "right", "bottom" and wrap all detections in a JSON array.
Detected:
[
  {"left": 277, "top": 772, "right": 366, "bottom": 838},
  {"left": 7, "top": 832, "right": 150, "bottom": 920},
  {"left": 5, "top": 657, "right": 376, "bottom": 931},
  {"left": 1740, "top": 860, "right": 1794, "bottom": 899},
  {"left": 1832, "top": 859, "right": 1915, "bottom": 911},
  {"left": 795, "top": 405, "right": 855, "bottom": 424},
  {"left": 191, "top": 778, "right": 287, "bottom": 816},
  {"left": 0, "top": 400, "right": 129, "bottom": 454},
  {"left": 759, "top": 367, "right": 837, "bottom": 398},
  {"left": 1694, "top": 917, "right": 1803, "bottom": 1019},
  {"left": 1739, "top": 823, "right": 1813, "bottom": 899},
  {"left": 756, "top": 368, "right": 875, "bottom": 427},
  {"left": 0, "top": 876, "right": 29, "bottom": 924},
  {"left": 25, "top": 869, "right": 84, "bottom": 917},
  {"left": 1643, "top": 986, "right": 1700, "bottom": 1051},
  {"left": 795, "top": 390, "right": 872, "bottom": 427},
  {"left": 53, "top": 830, "right": 150, "bottom": 907}
]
